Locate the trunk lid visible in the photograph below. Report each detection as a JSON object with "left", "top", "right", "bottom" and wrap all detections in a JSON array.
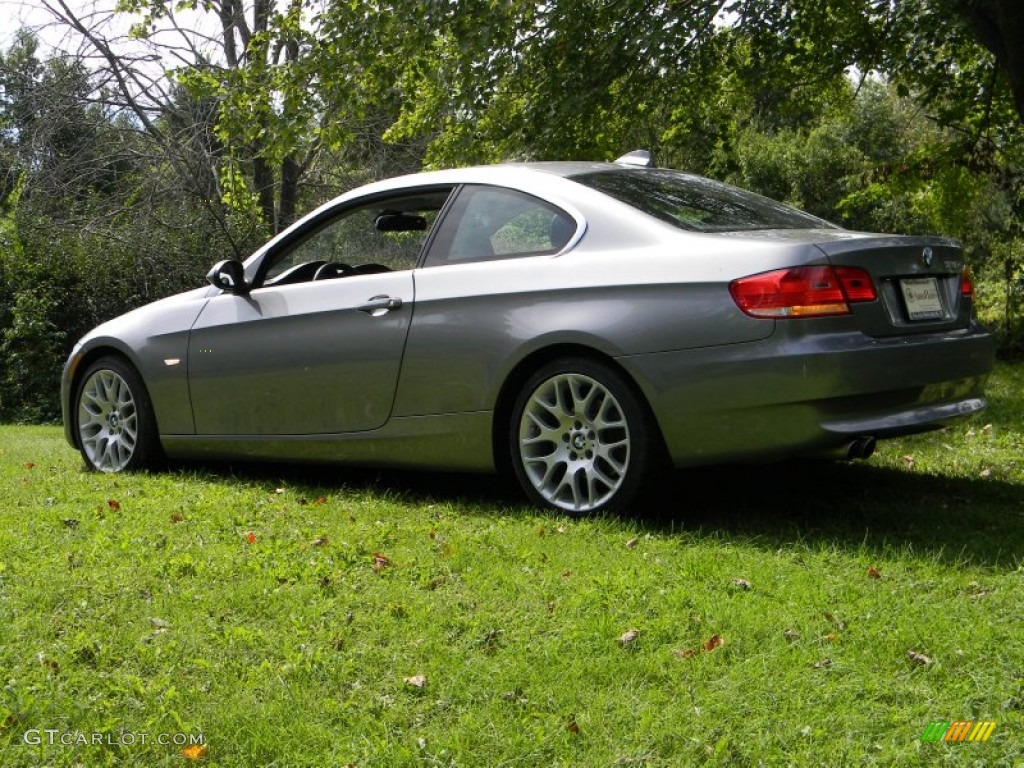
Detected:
[{"left": 812, "top": 234, "right": 969, "bottom": 337}]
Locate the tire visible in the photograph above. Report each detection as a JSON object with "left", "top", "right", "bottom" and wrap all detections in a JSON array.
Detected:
[
  {"left": 75, "top": 356, "right": 162, "bottom": 472},
  {"left": 509, "top": 358, "right": 660, "bottom": 515}
]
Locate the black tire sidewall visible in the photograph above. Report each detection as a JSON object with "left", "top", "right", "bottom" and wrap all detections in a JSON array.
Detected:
[
  {"left": 74, "top": 356, "right": 162, "bottom": 472},
  {"left": 508, "top": 357, "right": 657, "bottom": 515}
]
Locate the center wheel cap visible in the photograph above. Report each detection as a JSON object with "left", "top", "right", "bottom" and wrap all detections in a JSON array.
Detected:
[{"left": 573, "top": 434, "right": 587, "bottom": 450}]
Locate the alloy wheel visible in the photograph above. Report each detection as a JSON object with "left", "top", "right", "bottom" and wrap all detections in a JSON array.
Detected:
[
  {"left": 78, "top": 368, "right": 140, "bottom": 472},
  {"left": 517, "top": 372, "right": 631, "bottom": 513}
]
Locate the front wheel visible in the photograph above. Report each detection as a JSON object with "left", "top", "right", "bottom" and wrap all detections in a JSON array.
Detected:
[
  {"left": 75, "top": 356, "right": 162, "bottom": 472},
  {"left": 509, "top": 358, "right": 660, "bottom": 515}
]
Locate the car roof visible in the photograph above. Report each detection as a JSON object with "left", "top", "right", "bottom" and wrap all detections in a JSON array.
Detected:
[{"left": 351, "top": 161, "right": 626, "bottom": 195}]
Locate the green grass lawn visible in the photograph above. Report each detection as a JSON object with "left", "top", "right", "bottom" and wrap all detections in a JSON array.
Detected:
[{"left": 1, "top": 365, "right": 1022, "bottom": 767}]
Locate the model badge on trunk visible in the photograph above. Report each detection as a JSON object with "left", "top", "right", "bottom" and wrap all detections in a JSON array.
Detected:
[{"left": 922, "top": 247, "right": 934, "bottom": 267}]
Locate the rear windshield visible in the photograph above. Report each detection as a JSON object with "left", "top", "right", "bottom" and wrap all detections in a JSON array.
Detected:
[{"left": 571, "top": 168, "right": 835, "bottom": 233}]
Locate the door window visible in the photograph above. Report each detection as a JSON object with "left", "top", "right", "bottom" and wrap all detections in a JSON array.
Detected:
[{"left": 259, "top": 188, "right": 454, "bottom": 287}]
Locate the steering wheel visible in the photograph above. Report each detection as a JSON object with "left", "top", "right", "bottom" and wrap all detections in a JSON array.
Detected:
[{"left": 313, "top": 262, "right": 353, "bottom": 281}]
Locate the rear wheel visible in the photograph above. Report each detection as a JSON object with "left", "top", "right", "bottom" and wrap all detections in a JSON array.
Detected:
[
  {"left": 75, "top": 356, "right": 161, "bottom": 472},
  {"left": 510, "top": 358, "right": 659, "bottom": 515}
]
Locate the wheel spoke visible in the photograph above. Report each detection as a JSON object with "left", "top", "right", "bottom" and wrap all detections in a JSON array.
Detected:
[
  {"left": 518, "top": 371, "right": 632, "bottom": 514},
  {"left": 77, "top": 367, "right": 139, "bottom": 473}
]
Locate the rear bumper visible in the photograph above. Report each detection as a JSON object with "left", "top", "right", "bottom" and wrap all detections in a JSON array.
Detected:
[{"left": 618, "top": 323, "right": 996, "bottom": 465}]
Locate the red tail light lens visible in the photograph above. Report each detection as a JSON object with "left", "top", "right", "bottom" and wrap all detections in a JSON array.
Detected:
[
  {"left": 960, "top": 267, "right": 975, "bottom": 300},
  {"left": 730, "top": 265, "right": 876, "bottom": 318},
  {"left": 834, "top": 266, "right": 876, "bottom": 302}
]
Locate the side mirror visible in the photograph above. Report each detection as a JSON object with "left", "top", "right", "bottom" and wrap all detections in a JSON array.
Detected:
[{"left": 207, "top": 260, "right": 249, "bottom": 295}]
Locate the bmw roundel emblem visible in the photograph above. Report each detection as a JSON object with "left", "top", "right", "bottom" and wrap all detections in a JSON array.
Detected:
[{"left": 922, "top": 247, "right": 933, "bottom": 267}]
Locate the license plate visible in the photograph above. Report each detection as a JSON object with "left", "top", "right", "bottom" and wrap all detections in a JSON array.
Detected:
[{"left": 900, "top": 277, "right": 944, "bottom": 321}]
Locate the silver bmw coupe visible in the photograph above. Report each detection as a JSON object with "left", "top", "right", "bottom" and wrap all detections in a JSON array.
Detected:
[{"left": 62, "top": 155, "right": 996, "bottom": 514}]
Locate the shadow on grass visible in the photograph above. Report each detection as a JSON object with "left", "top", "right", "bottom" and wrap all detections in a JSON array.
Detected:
[{"left": 176, "top": 458, "right": 1024, "bottom": 570}]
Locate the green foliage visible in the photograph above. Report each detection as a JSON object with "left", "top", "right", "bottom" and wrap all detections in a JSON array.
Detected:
[{"left": 0, "top": 290, "right": 66, "bottom": 423}]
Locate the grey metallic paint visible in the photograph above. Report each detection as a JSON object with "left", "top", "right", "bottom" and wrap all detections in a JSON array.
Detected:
[{"left": 62, "top": 162, "right": 996, "bottom": 476}]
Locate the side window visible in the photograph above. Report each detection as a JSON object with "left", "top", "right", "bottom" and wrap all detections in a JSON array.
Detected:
[
  {"left": 424, "top": 186, "right": 576, "bottom": 267},
  {"left": 259, "top": 189, "right": 453, "bottom": 287}
]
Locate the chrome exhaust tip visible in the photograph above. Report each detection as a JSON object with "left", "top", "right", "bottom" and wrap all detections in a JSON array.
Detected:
[{"left": 846, "top": 436, "right": 876, "bottom": 460}]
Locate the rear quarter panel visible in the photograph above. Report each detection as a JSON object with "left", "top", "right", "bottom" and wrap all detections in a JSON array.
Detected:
[{"left": 394, "top": 237, "right": 827, "bottom": 418}]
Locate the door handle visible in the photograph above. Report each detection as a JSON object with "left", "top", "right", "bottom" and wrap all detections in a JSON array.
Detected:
[{"left": 358, "top": 295, "right": 403, "bottom": 315}]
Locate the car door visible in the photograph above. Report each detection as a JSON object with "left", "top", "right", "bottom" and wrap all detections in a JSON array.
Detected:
[{"left": 188, "top": 188, "right": 453, "bottom": 435}]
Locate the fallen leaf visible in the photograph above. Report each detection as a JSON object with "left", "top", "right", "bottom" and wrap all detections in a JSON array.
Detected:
[
  {"left": 372, "top": 553, "right": 392, "bottom": 571},
  {"left": 403, "top": 674, "right": 426, "bottom": 689},
  {"left": 170, "top": 513, "right": 184, "bottom": 523},
  {"left": 38, "top": 656, "right": 59, "bottom": 674},
  {"left": 979, "top": 468, "right": 992, "bottom": 478},
  {"left": 702, "top": 634, "right": 723, "bottom": 652},
  {"left": 981, "top": 423, "right": 992, "bottom": 433},
  {"left": 812, "top": 658, "right": 832, "bottom": 669},
  {"left": 901, "top": 455, "right": 915, "bottom": 466},
  {"left": 567, "top": 715, "right": 580, "bottom": 734},
  {"left": 312, "top": 496, "right": 328, "bottom": 505},
  {"left": 181, "top": 743, "right": 208, "bottom": 760},
  {"left": 561, "top": 570, "right": 572, "bottom": 580},
  {"left": 22, "top": 462, "right": 34, "bottom": 469},
  {"left": 867, "top": 567, "right": 881, "bottom": 579},
  {"left": 625, "top": 537, "right": 639, "bottom": 549},
  {"left": 732, "top": 578, "right": 752, "bottom": 590},
  {"left": 907, "top": 650, "right": 933, "bottom": 666},
  {"left": 783, "top": 629, "right": 800, "bottom": 643},
  {"left": 672, "top": 647, "right": 697, "bottom": 659},
  {"left": 107, "top": 499, "right": 120, "bottom": 511},
  {"left": 310, "top": 537, "right": 329, "bottom": 547},
  {"left": 273, "top": 488, "right": 285, "bottom": 495},
  {"left": 618, "top": 629, "right": 641, "bottom": 648},
  {"left": 149, "top": 617, "right": 171, "bottom": 631},
  {"left": 246, "top": 531, "right": 257, "bottom": 545},
  {"left": 820, "top": 633, "right": 838, "bottom": 643}
]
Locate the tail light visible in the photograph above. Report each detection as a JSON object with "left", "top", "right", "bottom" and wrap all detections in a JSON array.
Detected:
[
  {"left": 960, "top": 267, "right": 975, "bottom": 300},
  {"left": 730, "top": 265, "right": 877, "bottom": 318}
]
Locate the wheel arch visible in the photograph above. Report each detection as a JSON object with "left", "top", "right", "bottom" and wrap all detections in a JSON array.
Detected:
[
  {"left": 65, "top": 344, "right": 150, "bottom": 450},
  {"left": 491, "top": 343, "right": 667, "bottom": 475}
]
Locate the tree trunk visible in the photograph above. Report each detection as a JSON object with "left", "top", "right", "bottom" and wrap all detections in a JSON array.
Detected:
[
  {"left": 252, "top": 155, "right": 276, "bottom": 232},
  {"left": 959, "top": 0, "right": 1024, "bottom": 124},
  {"left": 279, "top": 155, "right": 300, "bottom": 230}
]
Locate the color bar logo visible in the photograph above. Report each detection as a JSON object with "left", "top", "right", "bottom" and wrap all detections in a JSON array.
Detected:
[{"left": 921, "top": 721, "right": 996, "bottom": 742}]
